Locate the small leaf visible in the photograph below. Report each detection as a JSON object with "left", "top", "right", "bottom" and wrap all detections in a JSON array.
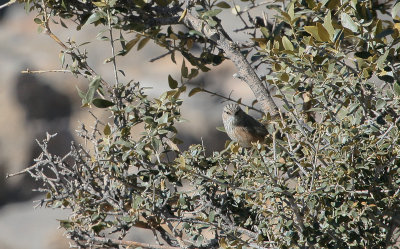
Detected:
[
  {"left": 92, "top": 98, "right": 115, "bottom": 108},
  {"left": 202, "top": 9, "right": 222, "bottom": 18},
  {"left": 376, "top": 50, "right": 389, "bottom": 69},
  {"left": 323, "top": 10, "right": 335, "bottom": 40},
  {"left": 216, "top": 126, "right": 226, "bottom": 132},
  {"left": 76, "top": 86, "right": 86, "bottom": 101},
  {"left": 58, "top": 220, "right": 74, "bottom": 230},
  {"left": 151, "top": 137, "right": 161, "bottom": 151},
  {"left": 287, "top": 2, "right": 294, "bottom": 21},
  {"left": 189, "top": 87, "right": 202, "bottom": 97},
  {"left": 209, "top": 211, "right": 216, "bottom": 222},
  {"left": 317, "top": 22, "right": 331, "bottom": 42},
  {"left": 260, "top": 27, "right": 270, "bottom": 38},
  {"left": 156, "top": 113, "right": 169, "bottom": 124},
  {"left": 282, "top": 36, "right": 294, "bottom": 51},
  {"left": 104, "top": 124, "right": 111, "bottom": 135},
  {"left": 280, "top": 72, "right": 289, "bottom": 82},
  {"left": 392, "top": 2, "right": 400, "bottom": 19},
  {"left": 394, "top": 82, "right": 400, "bottom": 96},
  {"left": 304, "top": 25, "right": 322, "bottom": 41},
  {"left": 86, "top": 12, "right": 103, "bottom": 25},
  {"left": 122, "top": 36, "right": 141, "bottom": 55},
  {"left": 34, "top": 18, "right": 42, "bottom": 24},
  {"left": 207, "top": 19, "right": 217, "bottom": 27},
  {"left": 188, "top": 68, "right": 199, "bottom": 79},
  {"left": 188, "top": 30, "right": 204, "bottom": 37},
  {"left": 168, "top": 75, "right": 178, "bottom": 89},
  {"left": 181, "top": 59, "right": 188, "bottom": 78},
  {"left": 341, "top": 13, "right": 358, "bottom": 33},
  {"left": 216, "top": 1, "right": 230, "bottom": 8},
  {"left": 178, "top": 8, "right": 187, "bottom": 22},
  {"left": 92, "top": 1, "right": 107, "bottom": 7},
  {"left": 86, "top": 76, "right": 101, "bottom": 103},
  {"left": 59, "top": 52, "right": 65, "bottom": 66},
  {"left": 137, "top": 37, "right": 150, "bottom": 50}
]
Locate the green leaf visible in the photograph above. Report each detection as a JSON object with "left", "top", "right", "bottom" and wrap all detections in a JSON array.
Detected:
[
  {"left": 394, "top": 82, "right": 400, "bottom": 96},
  {"left": 58, "top": 220, "right": 74, "bottom": 230},
  {"left": 260, "top": 27, "right": 270, "bottom": 38},
  {"left": 92, "top": 98, "right": 115, "bottom": 108},
  {"left": 376, "top": 99, "right": 386, "bottom": 110},
  {"left": 216, "top": 1, "right": 230, "bottom": 8},
  {"left": 202, "top": 9, "right": 222, "bottom": 18},
  {"left": 181, "top": 59, "right": 188, "bottom": 78},
  {"left": 189, "top": 87, "right": 202, "bottom": 97},
  {"left": 317, "top": 23, "right": 331, "bottom": 42},
  {"left": 34, "top": 18, "right": 42, "bottom": 24},
  {"left": 216, "top": 126, "right": 226, "bottom": 132},
  {"left": 376, "top": 50, "right": 389, "bottom": 69},
  {"left": 280, "top": 72, "right": 289, "bottom": 82},
  {"left": 168, "top": 75, "right": 178, "bottom": 89},
  {"left": 282, "top": 36, "right": 294, "bottom": 51},
  {"left": 392, "top": 2, "right": 400, "bottom": 19},
  {"left": 156, "top": 113, "right": 169, "bottom": 124},
  {"left": 86, "top": 76, "right": 101, "bottom": 103},
  {"left": 76, "top": 85, "right": 86, "bottom": 100},
  {"left": 188, "top": 30, "right": 205, "bottom": 37},
  {"left": 305, "top": 0, "right": 316, "bottom": 8},
  {"left": 323, "top": 11, "right": 335, "bottom": 39},
  {"left": 86, "top": 11, "right": 105, "bottom": 25},
  {"left": 104, "top": 123, "right": 111, "bottom": 135},
  {"left": 287, "top": 2, "right": 294, "bottom": 21},
  {"left": 188, "top": 68, "right": 199, "bottom": 79},
  {"left": 92, "top": 1, "right": 107, "bottom": 7},
  {"left": 151, "top": 137, "right": 161, "bottom": 151},
  {"left": 209, "top": 210, "right": 216, "bottom": 222},
  {"left": 122, "top": 36, "right": 141, "bottom": 55},
  {"left": 137, "top": 37, "right": 150, "bottom": 50},
  {"left": 304, "top": 26, "right": 322, "bottom": 41},
  {"left": 340, "top": 13, "right": 358, "bottom": 33}
]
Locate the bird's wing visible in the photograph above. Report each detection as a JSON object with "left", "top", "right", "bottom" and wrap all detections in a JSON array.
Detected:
[{"left": 246, "top": 116, "right": 268, "bottom": 137}]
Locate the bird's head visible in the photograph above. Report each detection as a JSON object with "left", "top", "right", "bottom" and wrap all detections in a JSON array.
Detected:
[{"left": 222, "top": 104, "right": 242, "bottom": 122}]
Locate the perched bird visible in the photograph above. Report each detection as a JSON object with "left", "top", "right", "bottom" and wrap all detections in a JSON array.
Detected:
[{"left": 222, "top": 104, "right": 268, "bottom": 147}]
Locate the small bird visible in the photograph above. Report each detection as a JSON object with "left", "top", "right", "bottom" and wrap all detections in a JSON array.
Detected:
[{"left": 222, "top": 104, "right": 268, "bottom": 147}]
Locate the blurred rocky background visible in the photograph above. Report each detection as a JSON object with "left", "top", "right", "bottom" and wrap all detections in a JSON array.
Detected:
[{"left": 0, "top": 3, "right": 261, "bottom": 249}]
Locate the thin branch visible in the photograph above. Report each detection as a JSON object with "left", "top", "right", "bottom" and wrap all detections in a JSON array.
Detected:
[
  {"left": 199, "top": 87, "right": 263, "bottom": 113},
  {"left": 21, "top": 69, "right": 72, "bottom": 74},
  {"left": 107, "top": 8, "right": 119, "bottom": 86},
  {"left": 39, "top": 3, "right": 111, "bottom": 93},
  {"left": 0, "top": 0, "right": 16, "bottom": 10},
  {"left": 74, "top": 234, "right": 180, "bottom": 249},
  {"left": 150, "top": 51, "right": 173, "bottom": 62}
]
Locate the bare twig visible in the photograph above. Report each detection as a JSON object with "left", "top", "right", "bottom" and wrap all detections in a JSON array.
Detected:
[
  {"left": 39, "top": 0, "right": 111, "bottom": 93},
  {"left": 21, "top": 69, "right": 72, "bottom": 74},
  {"left": 106, "top": 8, "right": 119, "bottom": 86},
  {"left": 150, "top": 51, "right": 173, "bottom": 62},
  {"left": 0, "top": 0, "right": 16, "bottom": 10},
  {"left": 199, "top": 87, "right": 263, "bottom": 113},
  {"left": 74, "top": 234, "right": 180, "bottom": 249}
]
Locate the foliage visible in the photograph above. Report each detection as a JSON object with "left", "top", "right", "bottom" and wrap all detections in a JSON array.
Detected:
[{"left": 8, "top": 0, "right": 400, "bottom": 248}]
